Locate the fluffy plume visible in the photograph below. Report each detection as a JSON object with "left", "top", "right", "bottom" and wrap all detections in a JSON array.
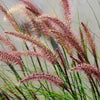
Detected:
[
  {"left": 5, "top": 31, "right": 57, "bottom": 64},
  {"left": 38, "top": 15, "right": 86, "bottom": 58},
  {"left": 81, "top": 22, "right": 98, "bottom": 63},
  {"left": 10, "top": 50, "right": 41, "bottom": 57},
  {"left": 0, "top": 34, "right": 16, "bottom": 51},
  {"left": 10, "top": 50, "right": 54, "bottom": 63},
  {"left": 60, "top": 0, "right": 72, "bottom": 25},
  {"left": 81, "top": 22, "right": 96, "bottom": 55},
  {"left": 19, "top": 0, "right": 42, "bottom": 16},
  {"left": 30, "top": 19, "right": 73, "bottom": 55},
  {"left": 8, "top": 5, "right": 31, "bottom": 26},
  {"left": 20, "top": 73, "right": 66, "bottom": 88},
  {"left": 70, "top": 63, "right": 100, "bottom": 82},
  {"left": 0, "top": 50, "right": 22, "bottom": 65},
  {"left": 0, "top": 34, "right": 25, "bottom": 75},
  {"left": 7, "top": 4, "right": 41, "bottom": 37},
  {"left": 0, "top": 4, "right": 19, "bottom": 31}
]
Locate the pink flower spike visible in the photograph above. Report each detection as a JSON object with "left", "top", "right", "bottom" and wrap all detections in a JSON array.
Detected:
[
  {"left": 0, "top": 50, "right": 22, "bottom": 65},
  {"left": 5, "top": 31, "right": 58, "bottom": 64},
  {"left": 0, "top": 4, "right": 19, "bottom": 31},
  {"left": 20, "top": 73, "right": 65, "bottom": 88},
  {"left": 38, "top": 15, "right": 86, "bottom": 59},
  {"left": 70, "top": 63, "right": 100, "bottom": 82},
  {"left": 0, "top": 34, "right": 16, "bottom": 51},
  {"left": 19, "top": 0, "right": 42, "bottom": 16},
  {"left": 60, "top": 0, "right": 72, "bottom": 26}
]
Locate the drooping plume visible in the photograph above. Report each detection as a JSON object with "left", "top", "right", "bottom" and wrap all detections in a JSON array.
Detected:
[
  {"left": 10, "top": 50, "right": 56, "bottom": 64},
  {"left": 38, "top": 15, "right": 86, "bottom": 59},
  {"left": 0, "top": 34, "right": 16, "bottom": 51},
  {"left": 0, "top": 4, "right": 19, "bottom": 31},
  {"left": 20, "top": 73, "right": 66, "bottom": 89},
  {"left": 19, "top": 0, "right": 42, "bottom": 16},
  {"left": 0, "top": 50, "right": 22, "bottom": 65},
  {"left": 5, "top": 31, "right": 58, "bottom": 64},
  {"left": 60, "top": 0, "right": 72, "bottom": 26},
  {"left": 0, "top": 34, "right": 25, "bottom": 75},
  {"left": 70, "top": 63, "right": 100, "bottom": 82},
  {"left": 81, "top": 22, "right": 96, "bottom": 56},
  {"left": 81, "top": 22, "right": 98, "bottom": 66}
]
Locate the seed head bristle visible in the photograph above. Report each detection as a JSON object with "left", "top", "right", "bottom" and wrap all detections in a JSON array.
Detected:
[
  {"left": 70, "top": 63, "right": 100, "bottom": 82},
  {"left": 0, "top": 34, "right": 16, "bottom": 51},
  {"left": 60, "top": 0, "right": 72, "bottom": 26},
  {"left": 0, "top": 50, "right": 22, "bottom": 65},
  {"left": 20, "top": 73, "right": 65, "bottom": 88},
  {"left": 0, "top": 4, "right": 19, "bottom": 31},
  {"left": 5, "top": 31, "right": 58, "bottom": 64},
  {"left": 81, "top": 22, "right": 96, "bottom": 57},
  {"left": 38, "top": 15, "right": 86, "bottom": 59},
  {"left": 19, "top": 0, "right": 42, "bottom": 16}
]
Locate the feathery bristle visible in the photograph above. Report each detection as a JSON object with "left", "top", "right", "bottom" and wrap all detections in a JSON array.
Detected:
[
  {"left": 5, "top": 31, "right": 58, "bottom": 64},
  {"left": 10, "top": 51, "right": 41, "bottom": 56},
  {"left": 38, "top": 15, "right": 86, "bottom": 58},
  {"left": 0, "top": 34, "right": 25, "bottom": 75},
  {"left": 60, "top": 0, "right": 72, "bottom": 26},
  {"left": 70, "top": 63, "right": 100, "bottom": 82},
  {"left": 19, "top": 0, "right": 42, "bottom": 16},
  {"left": 0, "top": 50, "right": 22, "bottom": 65},
  {"left": 81, "top": 22, "right": 96, "bottom": 53},
  {"left": 81, "top": 22, "right": 97, "bottom": 57},
  {"left": 0, "top": 4, "right": 19, "bottom": 31},
  {"left": 20, "top": 73, "right": 65, "bottom": 88},
  {"left": 0, "top": 34, "right": 16, "bottom": 51}
]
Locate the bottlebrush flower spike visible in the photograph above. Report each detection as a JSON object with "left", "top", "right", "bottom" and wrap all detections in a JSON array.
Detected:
[
  {"left": 81, "top": 22, "right": 98, "bottom": 60},
  {"left": 0, "top": 34, "right": 25, "bottom": 75},
  {"left": 0, "top": 34, "right": 16, "bottom": 51},
  {"left": 0, "top": 50, "right": 22, "bottom": 65},
  {"left": 37, "top": 19, "right": 73, "bottom": 55},
  {"left": 38, "top": 15, "right": 86, "bottom": 59},
  {"left": 8, "top": 4, "right": 41, "bottom": 37},
  {"left": 5, "top": 31, "right": 58, "bottom": 64},
  {"left": 20, "top": 73, "right": 66, "bottom": 89},
  {"left": 10, "top": 50, "right": 50, "bottom": 62},
  {"left": 0, "top": 4, "right": 19, "bottom": 31},
  {"left": 70, "top": 63, "right": 100, "bottom": 82},
  {"left": 60, "top": 0, "right": 72, "bottom": 26},
  {"left": 19, "top": 0, "right": 42, "bottom": 16},
  {"left": 10, "top": 51, "right": 42, "bottom": 57},
  {"left": 10, "top": 50, "right": 61, "bottom": 65}
]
